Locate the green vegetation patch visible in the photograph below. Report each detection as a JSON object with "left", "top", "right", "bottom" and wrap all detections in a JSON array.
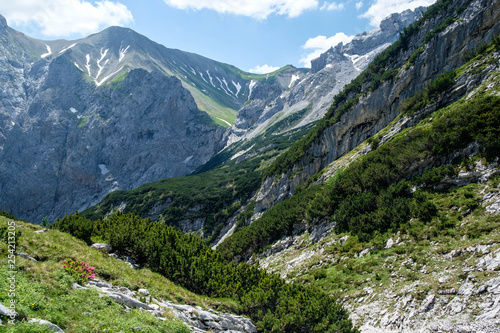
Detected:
[
  {"left": 51, "top": 213, "right": 358, "bottom": 332},
  {"left": 0, "top": 217, "right": 237, "bottom": 332}
]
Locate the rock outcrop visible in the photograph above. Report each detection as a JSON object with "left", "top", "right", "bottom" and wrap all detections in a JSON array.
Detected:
[
  {"left": 84, "top": 280, "right": 257, "bottom": 333},
  {"left": 254, "top": 175, "right": 500, "bottom": 332},
  {"left": 157, "top": 300, "right": 257, "bottom": 333},
  {"left": 28, "top": 318, "right": 65, "bottom": 332}
]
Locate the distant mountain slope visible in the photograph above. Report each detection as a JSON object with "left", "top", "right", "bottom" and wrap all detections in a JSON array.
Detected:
[
  {"left": 253, "top": 0, "right": 500, "bottom": 215},
  {"left": 0, "top": 14, "right": 318, "bottom": 222},
  {"left": 226, "top": 7, "right": 425, "bottom": 145}
]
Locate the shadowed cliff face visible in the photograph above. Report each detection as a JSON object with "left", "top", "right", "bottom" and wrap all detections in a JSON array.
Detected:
[{"left": 0, "top": 20, "right": 226, "bottom": 222}]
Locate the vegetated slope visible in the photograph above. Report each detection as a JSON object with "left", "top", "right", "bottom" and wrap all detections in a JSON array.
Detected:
[
  {"left": 257, "top": 173, "right": 500, "bottom": 331},
  {"left": 217, "top": 0, "right": 500, "bottom": 259},
  {"left": 253, "top": 0, "right": 500, "bottom": 216},
  {"left": 212, "top": 0, "right": 500, "bottom": 330},
  {"left": 0, "top": 215, "right": 218, "bottom": 332},
  {"left": 249, "top": 60, "right": 500, "bottom": 332},
  {"left": 48, "top": 212, "right": 358, "bottom": 332}
]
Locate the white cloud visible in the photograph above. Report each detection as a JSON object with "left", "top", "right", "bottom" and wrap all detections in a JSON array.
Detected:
[
  {"left": 0, "top": 0, "right": 133, "bottom": 37},
  {"left": 360, "top": 0, "right": 435, "bottom": 26},
  {"left": 248, "top": 64, "right": 281, "bottom": 74},
  {"left": 320, "top": 2, "right": 345, "bottom": 11},
  {"left": 299, "top": 32, "right": 353, "bottom": 68},
  {"left": 355, "top": 1, "right": 363, "bottom": 10},
  {"left": 163, "top": 0, "right": 319, "bottom": 19}
]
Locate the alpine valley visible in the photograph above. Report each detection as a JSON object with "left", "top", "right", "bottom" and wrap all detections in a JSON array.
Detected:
[{"left": 1, "top": 0, "right": 500, "bottom": 332}]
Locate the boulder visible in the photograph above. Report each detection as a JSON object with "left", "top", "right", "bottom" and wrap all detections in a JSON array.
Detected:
[
  {"left": 101, "top": 291, "right": 152, "bottom": 310},
  {"left": 138, "top": 288, "right": 150, "bottom": 296},
  {"left": 91, "top": 243, "right": 112, "bottom": 253},
  {"left": 418, "top": 294, "right": 435, "bottom": 313},
  {"left": 0, "top": 302, "right": 17, "bottom": 317},
  {"left": 385, "top": 238, "right": 394, "bottom": 249},
  {"left": 15, "top": 252, "right": 37, "bottom": 261},
  {"left": 28, "top": 318, "right": 65, "bottom": 332}
]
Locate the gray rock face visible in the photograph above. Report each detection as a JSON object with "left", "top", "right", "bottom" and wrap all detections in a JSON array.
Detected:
[
  {"left": 227, "top": 8, "right": 424, "bottom": 146},
  {"left": 91, "top": 243, "right": 112, "bottom": 253},
  {"left": 15, "top": 252, "right": 37, "bottom": 261},
  {"left": 254, "top": 0, "right": 500, "bottom": 215},
  {"left": 86, "top": 277, "right": 257, "bottom": 333},
  {"left": 0, "top": 20, "right": 228, "bottom": 221},
  {"left": 157, "top": 300, "right": 257, "bottom": 332}
]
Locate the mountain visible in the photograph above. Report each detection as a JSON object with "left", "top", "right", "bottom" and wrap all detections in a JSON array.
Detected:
[
  {"left": 214, "top": 0, "right": 500, "bottom": 330},
  {"left": 2, "top": 0, "right": 500, "bottom": 331},
  {"left": 0, "top": 18, "right": 245, "bottom": 222},
  {"left": 226, "top": 7, "right": 426, "bottom": 146},
  {"left": 250, "top": 0, "right": 500, "bottom": 215},
  {"left": 83, "top": 0, "right": 500, "bottom": 330},
  {"left": 0, "top": 16, "right": 310, "bottom": 222},
  {"left": 0, "top": 7, "right": 422, "bottom": 224},
  {"left": 80, "top": 8, "right": 425, "bottom": 243}
]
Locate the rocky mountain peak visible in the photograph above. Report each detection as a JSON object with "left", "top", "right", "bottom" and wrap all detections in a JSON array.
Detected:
[
  {"left": 311, "top": 7, "right": 425, "bottom": 74},
  {"left": 380, "top": 7, "right": 427, "bottom": 33}
]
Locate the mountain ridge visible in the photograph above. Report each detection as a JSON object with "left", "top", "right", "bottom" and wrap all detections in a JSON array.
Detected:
[
  {"left": 226, "top": 7, "right": 426, "bottom": 146},
  {"left": 0, "top": 7, "right": 416, "bottom": 223},
  {"left": 0, "top": 18, "right": 235, "bottom": 222},
  {"left": 2, "top": 0, "right": 500, "bottom": 332}
]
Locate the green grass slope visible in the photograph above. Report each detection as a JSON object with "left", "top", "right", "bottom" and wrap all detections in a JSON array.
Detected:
[{"left": 0, "top": 217, "right": 236, "bottom": 332}]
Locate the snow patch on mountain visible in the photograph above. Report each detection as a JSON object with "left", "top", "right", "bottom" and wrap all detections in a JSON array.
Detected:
[
  {"left": 206, "top": 70, "right": 215, "bottom": 87},
  {"left": 222, "top": 77, "right": 234, "bottom": 95},
  {"left": 232, "top": 80, "right": 242, "bottom": 96},
  {"left": 248, "top": 80, "right": 257, "bottom": 100},
  {"left": 59, "top": 43, "right": 77, "bottom": 54},
  {"left": 85, "top": 54, "right": 92, "bottom": 76},
  {"left": 98, "top": 164, "right": 110, "bottom": 175},
  {"left": 199, "top": 71, "right": 208, "bottom": 83},
  {"left": 95, "top": 66, "right": 124, "bottom": 86},
  {"left": 119, "top": 44, "right": 130, "bottom": 62},
  {"left": 41, "top": 45, "right": 52, "bottom": 58},
  {"left": 216, "top": 77, "right": 230, "bottom": 95},
  {"left": 288, "top": 74, "right": 300, "bottom": 88}
]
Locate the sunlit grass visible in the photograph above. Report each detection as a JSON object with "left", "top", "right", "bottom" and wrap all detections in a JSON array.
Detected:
[{"left": 0, "top": 217, "right": 237, "bottom": 332}]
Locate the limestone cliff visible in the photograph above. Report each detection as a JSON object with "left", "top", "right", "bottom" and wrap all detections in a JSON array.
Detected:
[{"left": 255, "top": 0, "right": 500, "bottom": 214}]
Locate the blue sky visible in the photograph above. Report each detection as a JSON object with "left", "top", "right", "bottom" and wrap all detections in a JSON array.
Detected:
[{"left": 0, "top": 0, "right": 435, "bottom": 73}]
